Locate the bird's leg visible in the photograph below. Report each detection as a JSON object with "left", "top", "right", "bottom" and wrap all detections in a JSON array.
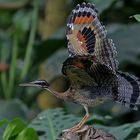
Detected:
[{"left": 63, "top": 105, "right": 90, "bottom": 133}]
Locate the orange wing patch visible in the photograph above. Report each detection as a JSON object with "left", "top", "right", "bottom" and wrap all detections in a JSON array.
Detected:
[{"left": 74, "top": 16, "right": 94, "bottom": 24}]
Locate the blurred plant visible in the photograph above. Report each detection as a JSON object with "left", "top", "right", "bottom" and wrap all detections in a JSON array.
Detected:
[
  {"left": 132, "top": 14, "right": 140, "bottom": 22},
  {"left": 0, "top": 0, "right": 68, "bottom": 103},
  {"left": 0, "top": 63, "right": 8, "bottom": 72},
  {"left": 0, "top": 0, "right": 39, "bottom": 100},
  {"left": 0, "top": 118, "right": 39, "bottom": 140}
]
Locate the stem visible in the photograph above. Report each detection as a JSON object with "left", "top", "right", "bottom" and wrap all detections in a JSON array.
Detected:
[
  {"left": 0, "top": 35, "right": 9, "bottom": 98},
  {"left": 6, "top": 34, "right": 18, "bottom": 99},
  {"left": 20, "top": 0, "right": 38, "bottom": 80},
  {"left": 1, "top": 72, "right": 7, "bottom": 98}
]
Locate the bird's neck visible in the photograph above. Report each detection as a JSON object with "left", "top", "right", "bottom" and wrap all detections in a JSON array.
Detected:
[{"left": 47, "top": 87, "right": 71, "bottom": 100}]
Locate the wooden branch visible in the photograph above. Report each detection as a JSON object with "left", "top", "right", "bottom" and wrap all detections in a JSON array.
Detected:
[{"left": 57, "top": 125, "right": 117, "bottom": 140}]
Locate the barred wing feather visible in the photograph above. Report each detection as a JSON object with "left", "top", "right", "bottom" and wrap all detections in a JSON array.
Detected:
[
  {"left": 116, "top": 71, "right": 140, "bottom": 110},
  {"left": 66, "top": 2, "right": 118, "bottom": 73}
]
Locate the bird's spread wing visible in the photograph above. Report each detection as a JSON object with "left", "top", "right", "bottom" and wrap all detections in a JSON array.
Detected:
[
  {"left": 62, "top": 65, "right": 98, "bottom": 87},
  {"left": 87, "top": 61, "right": 118, "bottom": 86},
  {"left": 66, "top": 2, "right": 118, "bottom": 73},
  {"left": 62, "top": 56, "right": 118, "bottom": 86}
]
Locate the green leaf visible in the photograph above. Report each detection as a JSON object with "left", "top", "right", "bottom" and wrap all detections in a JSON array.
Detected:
[
  {"left": 13, "top": 10, "right": 31, "bottom": 38},
  {"left": 0, "top": 119, "right": 9, "bottom": 127},
  {"left": 30, "top": 108, "right": 80, "bottom": 140},
  {"left": 137, "top": 133, "right": 140, "bottom": 140},
  {"left": 133, "top": 14, "right": 140, "bottom": 22},
  {"left": 0, "top": 32, "right": 11, "bottom": 62},
  {"left": 30, "top": 108, "right": 140, "bottom": 140},
  {"left": 0, "top": 11, "right": 13, "bottom": 28},
  {"left": 2, "top": 118, "right": 27, "bottom": 140},
  {"left": 15, "top": 128, "right": 39, "bottom": 140},
  {"left": 88, "top": 0, "right": 115, "bottom": 13},
  {"left": 96, "top": 120, "right": 140, "bottom": 140}
]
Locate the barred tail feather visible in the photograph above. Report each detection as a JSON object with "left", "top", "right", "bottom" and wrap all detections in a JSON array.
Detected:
[{"left": 116, "top": 71, "right": 140, "bottom": 110}]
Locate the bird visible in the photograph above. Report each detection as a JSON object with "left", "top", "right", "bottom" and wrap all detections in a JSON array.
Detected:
[{"left": 20, "top": 2, "right": 140, "bottom": 133}]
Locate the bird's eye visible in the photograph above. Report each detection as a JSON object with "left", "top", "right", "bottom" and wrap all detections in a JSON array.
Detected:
[
  {"left": 41, "top": 80, "right": 49, "bottom": 87},
  {"left": 34, "top": 80, "right": 49, "bottom": 88}
]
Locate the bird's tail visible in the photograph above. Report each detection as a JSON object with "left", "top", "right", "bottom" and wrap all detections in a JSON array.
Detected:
[{"left": 115, "top": 71, "right": 140, "bottom": 110}]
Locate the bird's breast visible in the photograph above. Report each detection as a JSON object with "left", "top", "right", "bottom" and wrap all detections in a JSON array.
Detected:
[{"left": 65, "top": 87, "right": 110, "bottom": 107}]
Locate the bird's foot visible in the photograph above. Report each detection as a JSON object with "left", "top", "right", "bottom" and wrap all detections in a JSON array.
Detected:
[
  {"left": 63, "top": 106, "right": 90, "bottom": 133},
  {"left": 62, "top": 125, "right": 89, "bottom": 133}
]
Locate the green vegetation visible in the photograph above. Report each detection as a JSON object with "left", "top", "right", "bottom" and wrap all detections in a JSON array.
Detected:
[
  {"left": 0, "top": 118, "right": 38, "bottom": 140},
  {"left": 133, "top": 14, "right": 140, "bottom": 22}
]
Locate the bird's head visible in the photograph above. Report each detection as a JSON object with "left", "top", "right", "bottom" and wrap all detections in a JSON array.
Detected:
[
  {"left": 19, "top": 80, "right": 50, "bottom": 89},
  {"left": 20, "top": 79, "right": 68, "bottom": 100}
]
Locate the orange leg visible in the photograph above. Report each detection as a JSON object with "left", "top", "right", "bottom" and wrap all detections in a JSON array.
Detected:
[{"left": 63, "top": 105, "right": 90, "bottom": 133}]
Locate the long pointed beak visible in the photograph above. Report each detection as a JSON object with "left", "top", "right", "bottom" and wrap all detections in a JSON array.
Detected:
[
  {"left": 19, "top": 80, "right": 50, "bottom": 88},
  {"left": 19, "top": 82, "right": 40, "bottom": 87}
]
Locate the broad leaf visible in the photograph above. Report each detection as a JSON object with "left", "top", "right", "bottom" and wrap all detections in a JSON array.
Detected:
[
  {"left": 30, "top": 108, "right": 140, "bottom": 140},
  {"left": 2, "top": 118, "right": 26, "bottom": 140},
  {"left": 137, "top": 133, "right": 140, "bottom": 140},
  {"left": 30, "top": 108, "right": 80, "bottom": 140},
  {"left": 133, "top": 14, "right": 140, "bottom": 22},
  {"left": 0, "top": 119, "right": 9, "bottom": 127},
  {"left": 96, "top": 121, "right": 140, "bottom": 140},
  {"left": 15, "top": 128, "right": 39, "bottom": 140}
]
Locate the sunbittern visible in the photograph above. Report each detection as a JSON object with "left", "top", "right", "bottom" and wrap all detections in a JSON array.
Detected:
[{"left": 20, "top": 3, "right": 140, "bottom": 132}]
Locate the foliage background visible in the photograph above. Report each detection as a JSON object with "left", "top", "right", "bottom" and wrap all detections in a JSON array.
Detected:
[{"left": 0, "top": 0, "right": 140, "bottom": 139}]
